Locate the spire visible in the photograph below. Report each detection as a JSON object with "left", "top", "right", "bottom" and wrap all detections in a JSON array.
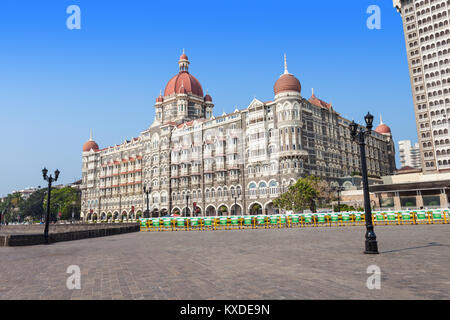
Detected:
[
  {"left": 89, "top": 129, "right": 93, "bottom": 141},
  {"left": 284, "top": 53, "right": 289, "bottom": 75},
  {"left": 312, "top": 88, "right": 315, "bottom": 96},
  {"left": 380, "top": 114, "right": 384, "bottom": 125}
]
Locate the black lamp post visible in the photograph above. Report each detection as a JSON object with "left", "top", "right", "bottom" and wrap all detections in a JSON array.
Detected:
[
  {"left": 231, "top": 188, "right": 241, "bottom": 215},
  {"left": 42, "top": 167, "right": 60, "bottom": 244},
  {"left": 0, "top": 209, "right": 5, "bottom": 228},
  {"left": 349, "top": 113, "right": 379, "bottom": 254},
  {"left": 333, "top": 186, "right": 343, "bottom": 213},
  {"left": 185, "top": 194, "right": 190, "bottom": 217},
  {"left": 143, "top": 185, "right": 152, "bottom": 218}
]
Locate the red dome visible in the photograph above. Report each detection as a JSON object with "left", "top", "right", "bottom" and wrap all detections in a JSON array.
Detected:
[
  {"left": 204, "top": 94, "right": 212, "bottom": 102},
  {"left": 83, "top": 140, "right": 99, "bottom": 152},
  {"left": 180, "top": 53, "right": 188, "bottom": 61},
  {"left": 274, "top": 74, "right": 301, "bottom": 95},
  {"left": 375, "top": 124, "right": 391, "bottom": 134},
  {"left": 164, "top": 72, "right": 204, "bottom": 97}
]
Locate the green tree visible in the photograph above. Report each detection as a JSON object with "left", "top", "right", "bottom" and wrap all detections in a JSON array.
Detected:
[
  {"left": 219, "top": 206, "right": 228, "bottom": 215},
  {"left": 273, "top": 176, "right": 319, "bottom": 212},
  {"left": 1, "top": 193, "right": 23, "bottom": 222},
  {"left": 19, "top": 188, "right": 47, "bottom": 221},
  {"left": 42, "top": 187, "right": 81, "bottom": 221}
]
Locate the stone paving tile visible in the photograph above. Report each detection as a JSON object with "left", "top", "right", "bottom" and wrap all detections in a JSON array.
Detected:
[{"left": 0, "top": 225, "right": 449, "bottom": 299}]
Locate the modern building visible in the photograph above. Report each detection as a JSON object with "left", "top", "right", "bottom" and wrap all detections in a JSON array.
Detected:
[
  {"left": 80, "top": 52, "right": 396, "bottom": 221},
  {"left": 370, "top": 166, "right": 450, "bottom": 210},
  {"left": 398, "top": 139, "right": 422, "bottom": 168},
  {"left": 393, "top": 0, "right": 450, "bottom": 172}
]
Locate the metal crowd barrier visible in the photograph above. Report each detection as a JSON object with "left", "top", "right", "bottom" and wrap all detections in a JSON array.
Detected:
[{"left": 138, "top": 209, "right": 450, "bottom": 232}]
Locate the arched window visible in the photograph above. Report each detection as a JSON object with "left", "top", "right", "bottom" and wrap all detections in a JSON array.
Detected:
[
  {"left": 269, "top": 181, "right": 278, "bottom": 195},
  {"left": 249, "top": 183, "right": 257, "bottom": 196},
  {"left": 259, "top": 182, "right": 267, "bottom": 196}
]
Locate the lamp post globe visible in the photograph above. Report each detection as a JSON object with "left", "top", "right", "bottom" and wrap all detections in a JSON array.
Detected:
[{"left": 364, "top": 112, "right": 374, "bottom": 131}]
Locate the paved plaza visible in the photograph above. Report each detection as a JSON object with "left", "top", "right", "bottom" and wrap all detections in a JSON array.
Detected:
[{"left": 0, "top": 225, "right": 449, "bottom": 300}]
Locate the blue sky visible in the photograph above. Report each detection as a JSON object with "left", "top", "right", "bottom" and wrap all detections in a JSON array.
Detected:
[{"left": 0, "top": 0, "right": 415, "bottom": 196}]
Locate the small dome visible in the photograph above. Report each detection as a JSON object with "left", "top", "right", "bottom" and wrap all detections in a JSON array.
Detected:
[
  {"left": 274, "top": 74, "right": 301, "bottom": 95},
  {"left": 204, "top": 94, "right": 212, "bottom": 102},
  {"left": 83, "top": 140, "right": 99, "bottom": 152},
  {"left": 274, "top": 55, "right": 301, "bottom": 96},
  {"left": 156, "top": 91, "right": 163, "bottom": 103},
  {"left": 375, "top": 124, "right": 391, "bottom": 135},
  {"left": 375, "top": 115, "right": 391, "bottom": 135},
  {"left": 179, "top": 52, "right": 188, "bottom": 61}
]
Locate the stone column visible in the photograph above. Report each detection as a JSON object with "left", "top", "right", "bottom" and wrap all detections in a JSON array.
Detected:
[
  {"left": 393, "top": 192, "right": 401, "bottom": 211},
  {"left": 439, "top": 189, "right": 448, "bottom": 208},
  {"left": 416, "top": 191, "right": 424, "bottom": 209}
]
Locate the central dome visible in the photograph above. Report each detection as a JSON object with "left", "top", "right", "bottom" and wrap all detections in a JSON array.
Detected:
[
  {"left": 164, "top": 51, "right": 204, "bottom": 97},
  {"left": 164, "top": 72, "right": 204, "bottom": 97}
]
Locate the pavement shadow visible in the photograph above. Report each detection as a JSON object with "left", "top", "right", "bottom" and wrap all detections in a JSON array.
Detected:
[{"left": 381, "top": 242, "right": 450, "bottom": 254}]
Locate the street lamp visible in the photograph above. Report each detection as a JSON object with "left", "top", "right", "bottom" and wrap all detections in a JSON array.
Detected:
[
  {"left": 42, "top": 167, "right": 60, "bottom": 244},
  {"left": 71, "top": 201, "right": 76, "bottom": 223},
  {"left": 231, "top": 188, "right": 241, "bottom": 216},
  {"left": 143, "top": 185, "right": 152, "bottom": 218},
  {"left": 333, "top": 186, "right": 344, "bottom": 213},
  {"left": 185, "top": 194, "right": 190, "bottom": 217},
  {"left": 349, "top": 113, "right": 379, "bottom": 254}
]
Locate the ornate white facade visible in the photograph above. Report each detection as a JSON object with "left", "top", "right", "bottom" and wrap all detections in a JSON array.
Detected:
[{"left": 81, "top": 52, "right": 396, "bottom": 221}]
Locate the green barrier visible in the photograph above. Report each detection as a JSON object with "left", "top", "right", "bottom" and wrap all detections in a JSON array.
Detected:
[
  {"left": 304, "top": 214, "right": 313, "bottom": 224},
  {"left": 256, "top": 216, "right": 266, "bottom": 227},
  {"left": 204, "top": 217, "right": 213, "bottom": 228},
  {"left": 291, "top": 214, "right": 300, "bottom": 224},
  {"left": 317, "top": 214, "right": 326, "bottom": 224},
  {"left": 190, "top": 218, "right": 199, "bottom": 228},
  {"left": 163, "top": 218, "right": 172, "bottom": 229},
  {"left": 387, "top": 212, "right": 397, "bottom": 224},
  {"left": 176, "top": 218, "right": 186, "bottom": 230},
  {"left": 415, "top": 211, "right": 427, "bottom": 224},
  {"left": 219, "top": 217, "right": 228, "bottom": 229},
  {"left": 269, "top": 215, "right": 278, "bottom": 226},
  {"left": 401, "top": 211, "right": 412, "bottom": 224},
  {"left": 280, "top": 215, "right": 287, "bottom": 225},
  {"left": 230, "top": 217, "right": 239, "bottom": 228},
  {"left": 432, "top": 211, "right": 443, "bottom": 222},
  {"left": 244, "top": 216, "right": 253, "bottom": 227},
  {"left": 152, "top": 218, "right": 160, "bottom": 228},
  {"left": 330, "top": 214, "right": 339, "bottom": 224},
  {"left": 375, "top": 213, "right": 385, "bottom": 222},
  {"left": 341, "top": 213, "right": 350, "bottom": 224}
]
